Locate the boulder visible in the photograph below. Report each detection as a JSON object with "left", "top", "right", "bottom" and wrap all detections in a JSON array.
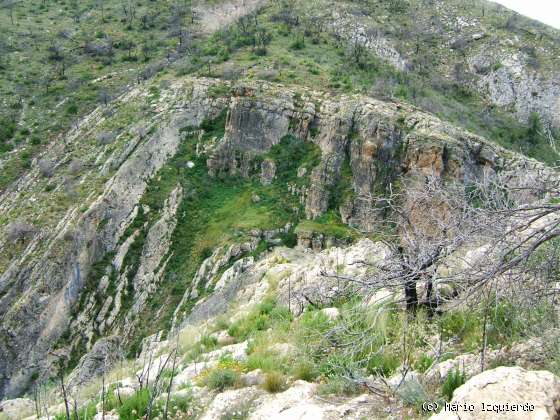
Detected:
[
  {"left": 0, "top": 398, "right": 35, "bottom": 419},
  {"left": 68, "top": 336, "right": 121, "bottom": 390},
  {"left": 320, "top": 307, "right": 340, "bottom": 321},
  {"left": 200, "top": 386, "right": 264, "bottom": 420},
  {"left": 430, "top": 367, "right": 560, "bottom": 419}
]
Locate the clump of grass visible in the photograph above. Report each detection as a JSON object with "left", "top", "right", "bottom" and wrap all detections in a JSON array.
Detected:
[
  {"left": 291, "top": 359, "right": 319, "bottom": 382},
  {"left": 228, "top": 298, "right": 292, "bottom": 341},
  {"left": 365, "top": 351, "right": 400, "bottom": 377},
  {"left": 317, "top": 377, "right": 361, "bottom": 396},
  {"left": 441, "top": 369, "right": 466, "bottom": 401},
  {"left": 204, "top": 368, "right": 240, "bottom": 391},
  {"left": 117, "top": 388, "right": 151, "bottom": 420},
  {"left": 246, "top": 352, "right": 284, "bottom": 373},
  {"left": 413, "top": 353, "right": 434, "bottom": 373},
  {"left": 263, "top": 372, "right": 286, "bottom": 393}
]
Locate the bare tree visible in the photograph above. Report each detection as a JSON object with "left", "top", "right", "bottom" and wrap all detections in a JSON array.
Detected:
[
  {"left": 316, "top": 168, "right": 560, "bottom": 390},
  {"left": 95, "top": 0, "right": 105, "bottom": 23},
  {"left": 99, "top": 89, "right": 112, "bottom": 106},
  {"left": 121, "top": 0, "right": 136, "bottom": 27},
  {"left": 347, "top": 170, "right": 560, "bottom": 309}
]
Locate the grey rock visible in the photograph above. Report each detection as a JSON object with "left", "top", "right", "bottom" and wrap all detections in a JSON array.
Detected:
[
  {"left": 68, "top": 336, "right": 121, "bottom": 391},
  {"left": 260, "top": 159, "right": 276, "bottom": 185}
]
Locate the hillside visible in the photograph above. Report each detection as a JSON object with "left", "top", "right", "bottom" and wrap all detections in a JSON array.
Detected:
[{"left": 1, "top": 1, "right": 560, "bottom": 419}]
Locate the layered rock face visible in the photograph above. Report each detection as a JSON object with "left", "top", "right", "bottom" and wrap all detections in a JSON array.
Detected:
[{"left": 0, "top": 76, "right": 550, "bottom": 399}]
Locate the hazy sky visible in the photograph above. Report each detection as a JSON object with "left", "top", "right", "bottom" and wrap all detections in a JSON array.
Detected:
[{"left": 493, "top": 0, "right": 560, "bottom": 29}]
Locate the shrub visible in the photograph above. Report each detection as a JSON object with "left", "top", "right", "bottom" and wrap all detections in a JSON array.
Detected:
[
  {"left": 263, "top": 372, "right": 286, "bottom": 393},
  {"left": 68, "top": 159, "right": 84, "bottom": 175},
  {"left": 204, "top": 368, "right": 240, "bottom": 391},
  {"left": 396, "top": 377, "right": 429, "bottom": 409},
  {"left": 440, "top": 311, "right": 480, "bottom": 350},
  {"left": 38, "top": 159, "right": 55, "bottom": 178},
  {"left": 0, "top": 117, "right": 16, "bottom": 145},
  {"left": 365, "top": 351, "right": 400, "bottom": 377},
  {"left": 200, "top": 334, "right": 218, "bottom": 349},
  {"left": 290, "top": 38, "right": 305, "bottom": 50},
  {"left": 96, "top": 131, "right": 116, "bottom": 145},
  {"left": 292, "top": 359, "right": 319, "bottom": 382},
  {"left": 413, "top": 354, "right": 434, "bottom": 373},
  {"left": 317, "top": 377, "right": 361, "bottom": 396},
  {"left": 65, "top": 102, "right": 78, "bottom": 115},
  {"left": 441, "top": 369, "right": 466, "bottom": 400}
]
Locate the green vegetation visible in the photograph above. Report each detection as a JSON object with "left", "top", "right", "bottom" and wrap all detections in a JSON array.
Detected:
[
  {"left": 263, "top": 372, "right": 287, "bottom": 393},
  {"left": 228, "top": 297, "right": 293, "bottom": 342},
  {"left": 193, "top": 292, "right": 557, "bottom": 404},
  {"left": 295, "top": 211, "right": 358, "bottom": 241},
  {"left": 204, "top": 368, "right": 241, "bottom": 391},
  {"left": 442, "top": 369, "right": 466, "bottom": 401},
  {"left": 117, "top": 388, "right": 151, "bottom": 420},
  {"left": 198, "top": 0, "right": 559, "bottom": 165},
  {"left": 124, "top": 119, "right": 320, "bottom": 356}
]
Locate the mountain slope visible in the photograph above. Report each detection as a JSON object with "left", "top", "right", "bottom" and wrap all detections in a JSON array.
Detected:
[
  {"left": 0, "top": 0, "right": 560, "bottom": 412},
  {"left": 0, "top": 74, "right": 553, "bottom": 400}
]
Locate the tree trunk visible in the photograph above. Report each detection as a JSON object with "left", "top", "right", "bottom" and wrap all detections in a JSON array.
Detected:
[{"left": 404, "top": 279, "right": 418, "bottom": 312}]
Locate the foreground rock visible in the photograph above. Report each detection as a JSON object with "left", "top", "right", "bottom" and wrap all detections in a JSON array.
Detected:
[
  {"left": 431, "top": 366, "right": 560, "bottom": 420},
  {"left": 0, "top": 398, "right": 35, "bottom": 419}
]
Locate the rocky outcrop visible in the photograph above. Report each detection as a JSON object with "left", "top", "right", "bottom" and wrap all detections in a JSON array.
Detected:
[
  {"left": 431, "top": 367, "right": 560, "bottom": 420},
  {"left": 310, "top": 1, "right": 560, "bottom": 129},
  {"left": 181, "top": 239, "right": 390, "bottom": 328},
  {"left": 67, "top": 335, "right": 121, "bottom": 391},
  {"left": 0, "top": 75, "right": 554, "bottom": 399},
  {"left": 0, "top": 398, "right": 35, "bottom": 419},
  {"left": 471, "top": 53, "right": 560, "bottom": 128},
  {"left": 0, "top": 78, "right": 227, "bottom": 399}
]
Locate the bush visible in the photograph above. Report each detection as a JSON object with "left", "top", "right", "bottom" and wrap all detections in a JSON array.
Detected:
[
  {"left": 365, "top": 351, "right": 400, "bottom": 377},
  {"left": 65, "top": 102, "right": 78, "bottom": 115},
  {"left": 317, "top": 377, "right": 361, "bottom": 396},
  {"left": 290, "top": 38, "right": 305, "bottom": 50},
  {"left": 96, "top": 131, "right": 116, "bottom": 145},
  {"left": 205, "top": 368, "right": 240, "bottom": 391},
  {"left": 292, "top": 359, "right": 319, "bottom": 382},
  {"left": 38, "top": 159, "right": 55, "bottom": 178},
  {"left": 0, "top": 117, "right": 16, "bottom": 145},
  {"left": 441, "top": 369, "right": 466, "bottom": 400},
  {"left": 413, "top": 354, "right": 434, "bottom": 373},
  {"left": 6, "top": 220, "right": 37, "bottom": 244}
]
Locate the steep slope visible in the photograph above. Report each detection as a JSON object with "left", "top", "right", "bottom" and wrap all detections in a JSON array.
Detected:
[
  {"left": 0, "top": 74, "right": 553, "bottom": 400},
  {"left": 299, "top": 0, "right": 560, "bottom": 128}
]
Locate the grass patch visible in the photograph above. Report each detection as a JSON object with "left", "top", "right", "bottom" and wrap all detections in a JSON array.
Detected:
[
  {"left": 202, "top": 368, "right": 241, "bottom": 392},
  {"left": 262, "top": 372, "right": 287, "bottom": 393},
  {"left": 295, "top": 211, "right": 358, "bottom": 241},
  {"left": 441, "top": 369, "right": 466, "bottom": 401}
]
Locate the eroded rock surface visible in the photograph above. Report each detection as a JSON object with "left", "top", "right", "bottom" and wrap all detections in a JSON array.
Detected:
[{"left": 431, "top": 367, "right": 560, "bottom": 420}]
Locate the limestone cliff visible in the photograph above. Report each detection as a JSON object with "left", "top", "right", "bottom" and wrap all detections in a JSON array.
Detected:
[{"left": 0, "top": 76, "right": 553, "bottom": 400}]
